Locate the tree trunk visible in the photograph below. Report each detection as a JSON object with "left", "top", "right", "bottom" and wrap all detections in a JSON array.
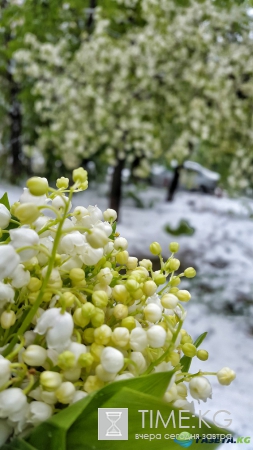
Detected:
[
  {"left": 8, "top": 70, "right": 23, "bottom": 183},
  {"left": 167, "top": 165, "right": 183, "bottom": 202},
  {"left": 109, "top": 159, "right": 125, "bottom": 218},
  {"left": 87, "top": 0, "right": 97, "bottom": 29}
]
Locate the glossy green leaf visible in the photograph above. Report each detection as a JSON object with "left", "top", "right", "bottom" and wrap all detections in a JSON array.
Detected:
[{"left": 0, "top": 192, "right": 10, "bottom": 210}]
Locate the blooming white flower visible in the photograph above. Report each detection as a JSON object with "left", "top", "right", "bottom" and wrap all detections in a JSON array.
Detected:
[
  {"left": 52, "top": 195, "right": 72, "bottom": 211},
  {"left": 0, "top": 245, "right": 20, "bottom": 280},
  {"left": 34, "top": 308, "right": 74, "bottom": 352},
  {"left": 100, "top": 347, "right": 124, "bottom": 373},
  {"left": 27, "top": 401, "right": 53, "bottom": 426},
  {"left": 80, "top": 244, "right": 103, "bottom": 266},
  {"left": 103, "top": 208, "right": 117, "bottom": 222},
  {"left": 189, "top": 376, "right": 212, "bottom": 402},
  {"left": 217, "top": 367, "right": 236, "bottom": 385},
  {"left": 10, "top": 228, "right": 39, "bottom": 262},
  {"left": 22, "top": 345, "right": 47, "bottom": 366},
  {"left": 0, "top": 283, "right": 15, "bottom": 308},
  {"left": 10, "top": 264, "right": 30, "bottom": 288},
  {"left": 0, "top": 204, "right": 11, "bottom": 229},
  {"left": 71, "top": 390, "right": 88, "bottom": 404},
  {"left": 114, "top": 237, "right": 128, "bottom": 250},
  {"left": 130, "top": 328, "right": 148, "bottom": 352},
  {"left": 86, "top": 227, "right": 108, "bottom": 249},
  {"left": 19, "top": 188, "right": 47, "bottom": 206},
  {"left": 59, "top": 232, "right": 85, "bottom": 255},
  {"left": 147, "top": 325, "right": 166, "bottom": 348},
  {"left": 0, "top": 357, "right": 11, "bottom": 389},
  {"left": 0, "top": 388, "right": 27, "bottom": 419}
]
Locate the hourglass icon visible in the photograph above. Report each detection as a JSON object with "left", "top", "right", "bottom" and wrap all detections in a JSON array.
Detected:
[{"left": 105, "top": 411, "right": 122, "bottom": 437}]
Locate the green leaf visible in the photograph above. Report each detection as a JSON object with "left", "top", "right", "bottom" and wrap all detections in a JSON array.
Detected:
[
  {"left": 108, "top": 221, "right": 117, "bottom": 239},
  {"left": 2, "top": 438, "right": 37, "bottom": 450},
  {"left": 0, "top": 192, "right": 10, "bottom": 210},
  {"left": 180, "top": 332, "right": 208, "bottom": 373},
  {"left": 164, "top": 220, "right": 195, "bottom": 236}
]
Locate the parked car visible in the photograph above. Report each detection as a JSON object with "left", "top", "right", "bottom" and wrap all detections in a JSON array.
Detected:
[{"left": 151, "top": 161, "right": 220, "bottom": 193}]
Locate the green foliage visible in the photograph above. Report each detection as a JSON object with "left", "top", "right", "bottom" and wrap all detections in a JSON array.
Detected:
[{"left": 164, "top": 220, "right": 195, "bottom": 236}]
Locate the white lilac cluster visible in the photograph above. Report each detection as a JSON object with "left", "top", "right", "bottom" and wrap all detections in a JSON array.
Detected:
[
  {"left": 0, "top": 170, "right": 236, "bottom": 445},
  {"left": 12, "top": 0, "right": 253, "bottom": 189}
]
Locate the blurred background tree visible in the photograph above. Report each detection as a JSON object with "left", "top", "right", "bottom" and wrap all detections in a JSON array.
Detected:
[{"left": 1, "top": 0, "right": 253, "bottom": 213}]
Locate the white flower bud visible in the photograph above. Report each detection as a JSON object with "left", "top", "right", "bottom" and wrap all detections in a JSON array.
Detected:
[
  {"left": 0, "top": 419, "right": 13, "bottom": 446},
  {"left": 147, "top": 325, "right": 166, "bottom": 348},
  {"left": 67, "top": 342, "right": 86, "bottom": 363},
  {"left": 27, "top": 401, "right": 53, "bottom": 425},
  {"left": 0, "top": 205, "right": 11, "bottom": 229},
  {"left": 24, "top": 331, "right": 36, "bottom": 347},
  {"left": 114, "top": 237, "right": 128, "bottom": 250},
  {"left": 56, "top": 382, "right": 75, "bottom": 404},
  {"left": 52, "top": 195, "right": 72, "bottom": 211},
  {"left": 95, "top": 364, "right": 116, "bottom": 382},
  {"left": 40, "top": 372, "right": 62, "bottom": 392},
  {"left": 115, "top": 373, "right": 135, "bottom": 381},
  {"left": 34, "top": 308, "right": 74, "bottom": 353},
  {"left": 0, "top": 357, "right": 11, "bottom": 389},
  {"left": 0, "top": 283, "right": 14, "bottom": 308},
  {"left": 10, "top": 264, "right": 30, "bottom": 288},
  {"left": 189, "top": 376, "right": 212, "bottom": 402},
  {"left": 86, "top": 228, "right": 108, "bottom": 249},
  {"left": 101, "top": 347, "right": 124, "bottom": 373},
  {"left": 71, "top": 391, "right": 88, "bottom": 404},
  {"left": 143, "top": 280, "right": 157, "bottom": 296},
  {"left": 111, "top": 327, "right": 130, "bottom": 347},
  {"left": 128, "top": 351, "right": 147, "bottom": 374},
  {"left": 40, "top": 390, "right": 57, "bottom": 405},
  {"left": 22, "top": 345, "right": 47, "bottom": 366},
  {"left": 97, "top": 267, "right": 113, "bottom": 285},
  {"left": 63, "top": 367, "right": 81, "bottom": 382},
  {"left": 80, "top": 244, "right": 103, "bottom": 266},
  {"left": 130, "top": 328, "right": 148, "bottom": 352},
  {"left": 0, "top": 388, "right": 27, "bottom": 419},
  {"left": 0, "top": 245, "right": 20, "bottom": 280},
  {"left": 161, "top": 293, "right": 178, "bottom": 309},
  {"left": 144, "top": 303, "right": 162, "bottom": 323},
  {"left": 126, "top": 257, "right": 138, "bottom": 270},
  {"left": 217, "top": 367, "right": 236, "bottom": 386},
  {"left": 1, "top": 310, "right": 16, "bottom": 329},
  {"left": 20, "top": 188, "right": 46, "bottom": 206},
  {"left": 10, "top": 228, "right": 39, "bottom": 262},
  {"left": 103, "top": 208, "right": 117, "bottom": 222}
]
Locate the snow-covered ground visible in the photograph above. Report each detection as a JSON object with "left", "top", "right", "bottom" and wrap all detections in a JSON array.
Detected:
[{"left": 1, "top": 181, "right": 253, "bottom": 448}]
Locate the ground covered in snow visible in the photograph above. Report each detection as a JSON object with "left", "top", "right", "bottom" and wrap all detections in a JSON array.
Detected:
[{"left": 1, "top": 181, "right": 253, "bottom": 448}]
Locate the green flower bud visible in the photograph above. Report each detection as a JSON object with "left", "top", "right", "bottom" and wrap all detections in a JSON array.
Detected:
[
  {"left": 121, "top": 316, "right": 136, "bottom": 330},
  {"left": 40, "top": 371, "right": 62, "bottom": 391},
  {"left": 56, "top": 177, "right": 69, "bottom": 189},
  {"left": 126, "top": 279, "right": 139, "bottom": 292},
  {"left": 78, "top": 352, "right": 94, "bottom": 368},
  {"left": 161, "top": 293, "right": 178, "bottom": 309},
  {"left": 116, "top": 250, "right": 129, "bottom": 265},
  {"left": 170, "top": 276, "right": 181, "bottom": 287},
  {"left": 82, "top": 302, "right": 96, "bottom": 319},
  {"left": 28, "top": 277, "right": 42, "bottom": 292},
  {"left": 149, "top": 242, "right": 162, "bottom": 255},
  {"left": 83, "top": 328, "right": 95, "bottom": 344},
  {"left": 131, "top": 288, "right": 144, "bottom": 300},
  {"left": 73, "top": 308, "right": 90, "bottom": 328},
  {"left": 69, "top": 268, "right": 85, "bottom": 284},
  {"left": 169, "top": 242, "right": 180, "bottom": 253},
  {"left": 197, "top": 349, "right": 209, "bottom": 361},
  {"left": 57, "top": 351, "right": 76, "bottom": 370},
  {"left": 1, "top": 310, "right": 16, "bottom": 329},
  {"left": 92, "top": 291, "right": 108, "bottom": 308},
  {"left": 143, "top": 280, "right": 157, "bottom": 296},
  {"left": 113, "top": 304, "right": 128, "bottom": 320},
  {"left": 153, "top": 271, "right": 166, "bottom": 286},
  {"left": 169, "top": 287, "right": 179, "bottom": 294},
  {"left": 181, "top": 333, "right": 193, "bottom": 345},
  {"left": 165, "top": 258, "right": 180, "bottom": 272},
  {"left": 94, "top": 324, "right": 112, "bottom": 345},
  {"left": 72, "top": 167, "right": 88, "bottom": 183},
  {"left": 139, "top": 259, "right": 152, "bottom": 270},
  {"left": 112, "top": 285, "right": 129, "bottom": 303},
  {"left": 61, "top": 292, "right": 77, "bottom": 308},
  {"left": 15, "top": 203, "right": 40, "bottom": 224},
  {"left": 91, "top": 307, "right": 105, "bottom": 328},
  {"left": 182, "top": 343, "right": 197, "bottom": 357},
  {"left": 90, "top": 343, "right": 104, "bottom": 362},
  {"left": 28, "top": 291, "right": 38, "bottom": 305},
  {"left": 177, "top": 290, "right": 191, "bottom": 302},
  {"left": 27, "top": 176, "right": 48, "bottom": 196},
  {"left": 168, "top": 351, "right": 180, "bottom": 366},
  {"left": 184, "top": 267, "right": 197, "bottom": 278}
]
